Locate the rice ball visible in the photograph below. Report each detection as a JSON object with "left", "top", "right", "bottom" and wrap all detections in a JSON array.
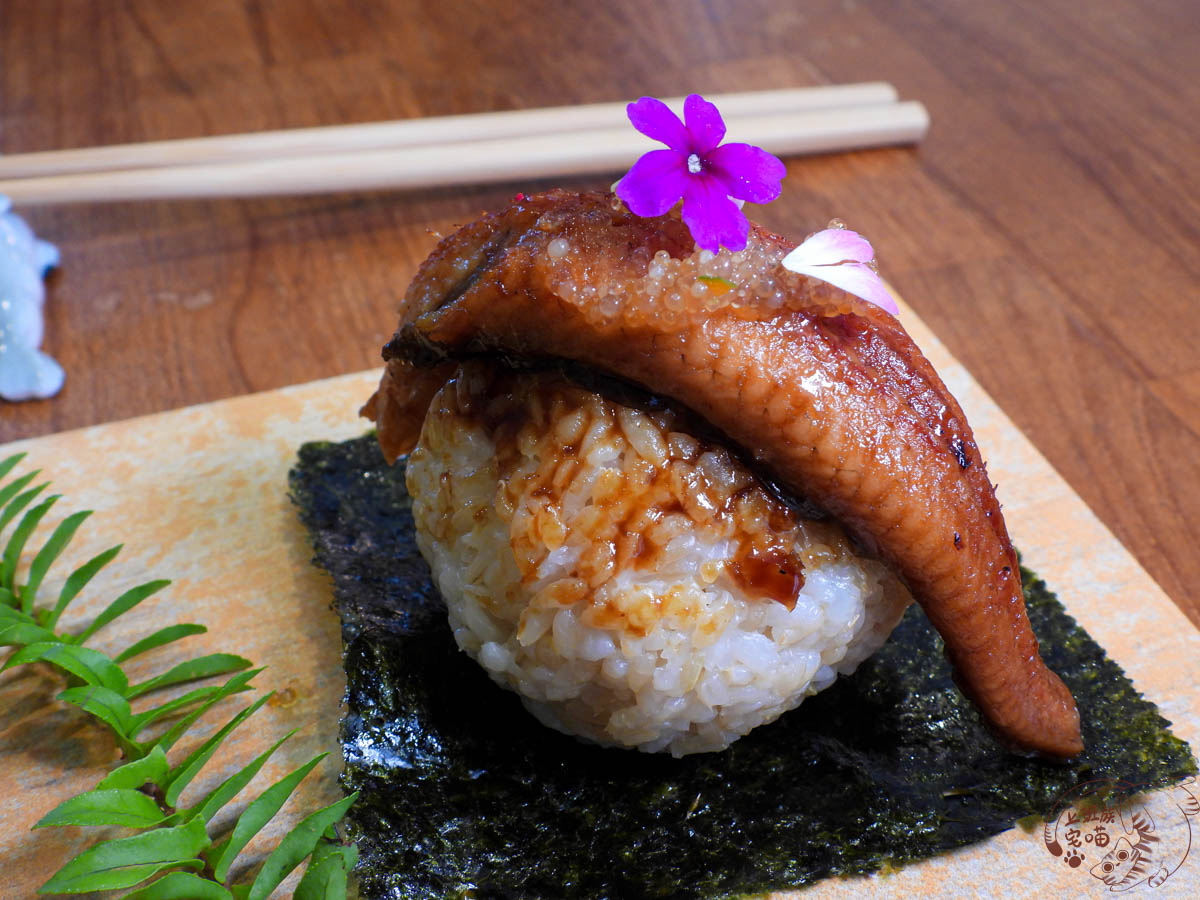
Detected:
[{"left": 405, "top": 362, "right": 912, "bottom": 756}]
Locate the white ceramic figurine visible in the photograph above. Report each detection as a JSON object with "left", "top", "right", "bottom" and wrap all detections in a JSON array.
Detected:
[{"left": 0, "top": 195, "right": 63, "bottom": 401}]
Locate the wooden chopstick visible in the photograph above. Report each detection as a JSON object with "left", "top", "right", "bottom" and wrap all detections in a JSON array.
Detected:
[
  {"left": 0, "top": 84, "right": 899, "bottom": 181},
  {"left": 0, "top": 101, "right": 929, "bottom": 207}
]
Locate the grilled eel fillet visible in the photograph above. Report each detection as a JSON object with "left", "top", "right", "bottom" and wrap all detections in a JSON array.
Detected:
[{"left": 363, "top": 189, "right": 1083, "bottom": 759}]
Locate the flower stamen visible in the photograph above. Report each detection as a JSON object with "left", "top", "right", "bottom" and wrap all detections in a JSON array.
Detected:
[{"left": 687, "top": 153, "right": 703, "bottom": 175}]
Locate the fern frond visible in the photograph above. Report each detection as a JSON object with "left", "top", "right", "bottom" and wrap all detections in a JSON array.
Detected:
[
  {"left": 115, "top": 623, "right": 206, "bottom": 662},
  {"left": 57, "top": 684, "right": 141, "bottom": 757},
  {"left": 50, "top": 544, "right": 123, "bottom": 631},
  {"left": 118, "top": 872, "right": 234, "bottom": 899},
  {"left": 73, "top": 572, "right": 165, "bottom": 640},
  {"left": 23, "top": 509, "right": 93, "bottom": 604},
  {"left": 207, "top": 754, "right": 330, "bottom": 883},
  {"left": 1, "top": 455, "right": 356, "bottom": 899},
  {"left": 4, "top": 641, "right": 130, "bottom": 694},
  {"left": 295, "top": 839, "right": 358, "bottom": 900},
  {"left": 0, "top": 468, "right": 42, "bottom": 521},
  {"left": 0, "top": 451, "right": 27, "bottom": 482},
  {"left": 163, "top": 693, "right": 273, "bottom": 807},
  {"left": 5, "top": 493, "right": 60, "bottom": 606},
  {"left": 1, "top": 619, "right": 55, "bottom": 646},
  {"left": 35, "top": 788, "right": 173, "bottom": 830},
  {"left": 245, "top": 793, "right": 359, "bottom": 900},
  {"left": 184, "top": 732, "right": 295, "bottom": 824},
  {"left": 38, "top": 817, "right": 211, "bottom": 894},
  {"left": 96, "top": 746, "right": 171, "bottom": 791},
  {"left": 148, "top": 668, "right": 263, "bottom": 751},
  {"left": 128, "top": 653, "right": 251, "bottom": 699}
]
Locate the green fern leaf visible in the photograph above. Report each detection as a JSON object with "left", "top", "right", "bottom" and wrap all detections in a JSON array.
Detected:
[
  {"left": 185, "top": 731, "right": 295, "bottom": 824},
  {"left": 35, "top": 788, "right": 170, "bottom": 829},
  {"left": 246, "top": 794, "right": 358, "bottom": 900},
  {"left": 4, "top": 493, "right": 60, "bottom": 603},
  {"left": 130, "top": 672, "right": 261, "bottom": 739},
  {"left": 0, "top": 469, "right": 41, "bottom": 518},
  {"left": 97, "top": 746, "right": 171, "bottom": 791},
  {"left": 51, "top": 544, "right": 123, "bottom": 632},
  {"left": 118, "top": 872, "right": 235, "bottom": 899},
  {"left": 208, "top": 753, "right": 329, "bottom": 883},
  {"left": 130, "top": 685, "right": 238, "bottom": 738},
  {"left": 38, "top": 817, "right": 210, "bottom": 894},
  {"left": 5, "top": 641, "right": 129, "bottom": 694},
  {"left": 0, "top": 451, "right": 26, "bottom": 482},
  {"left": 3, "top": 454, "right": 356, "bottom": 898},
  {"left": 128, "top": 652, "right": 251, "bottom": 698},
  {"left": 114, "top": 623, "right": 206, "bottom": 662},
  {"left": 0, "top": 602, "right": 35, "bottom": 622},
  {"left": 23, "top": 509, "right": 93, "bottom": 605},
  {"left": 163, "top": 693, "right": 273, "bottom": 807},
  {"left": 294, "top": 840, "right": 358, "bottom": 900},
  {"left": 1, "top": 620, "right": 56, "bottom": 645},
  {"left": 58, "top": 684, "right": 140, "bottom": 755},
  {"left": 149, "top": 668, "right": 262, "bottom": 752},
  {"left": 75, "top": 578, "right": 171, "bottom": 643}
]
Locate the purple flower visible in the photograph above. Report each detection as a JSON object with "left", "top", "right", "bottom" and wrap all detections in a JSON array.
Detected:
[
  {"left": 615, "top": 94, "right": 786, "bottom": 254},
  {"left": 780, "top": 228, "right": 898, "bottom": 315}
]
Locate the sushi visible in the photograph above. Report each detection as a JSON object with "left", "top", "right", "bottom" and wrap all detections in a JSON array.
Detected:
[
  {"left": 403, "top": 363, "right": 912, "bottom": 755},
  {"left": 364, "top": 189, "right": 1082, "bottom": 760}
]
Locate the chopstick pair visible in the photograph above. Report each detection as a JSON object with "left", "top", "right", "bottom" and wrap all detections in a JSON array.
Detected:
[{"left": 0, "top": 84, "right": 928, "bottom": 206}]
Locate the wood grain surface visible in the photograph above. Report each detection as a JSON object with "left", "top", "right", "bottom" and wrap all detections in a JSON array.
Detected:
[{"left": 1, "top": 0, "right": 1198, "bottom": 631}]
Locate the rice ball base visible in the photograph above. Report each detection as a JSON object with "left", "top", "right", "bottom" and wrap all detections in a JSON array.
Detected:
[{"left": 406, "top": 362, "right": 913, "bottom": 756}]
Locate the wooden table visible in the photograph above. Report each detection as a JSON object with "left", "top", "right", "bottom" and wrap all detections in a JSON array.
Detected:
[{"left": 2, "top": 0, "right": 1198, "bottom": 630}]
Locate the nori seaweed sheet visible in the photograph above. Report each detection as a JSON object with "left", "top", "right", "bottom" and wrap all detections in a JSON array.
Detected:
[{"left": 289, "top": 434, "right": 1196, "bottom": 900}]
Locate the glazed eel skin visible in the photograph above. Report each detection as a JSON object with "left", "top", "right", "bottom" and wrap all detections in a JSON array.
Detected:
[{"left": 364, "top": 189, "right": 1083, "bottom": 760}]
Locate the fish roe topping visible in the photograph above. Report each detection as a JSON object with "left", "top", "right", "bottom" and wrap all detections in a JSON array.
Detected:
[
  {"left": 535, "top": 209, "right": 857, "bottom": 331},
  {"left": 417, "top": 362, "right": 862, "bottom": 636}
]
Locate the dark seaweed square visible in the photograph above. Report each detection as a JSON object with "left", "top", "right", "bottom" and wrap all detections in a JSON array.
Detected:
[{"left": 290, "top": 435, "right": 1196, "bottom": 900}]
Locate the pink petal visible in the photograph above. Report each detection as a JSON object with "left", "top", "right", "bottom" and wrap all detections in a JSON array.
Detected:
[
  {"left": 683, "top": 94, "right": 726, "bottom": 154},
  {"left": 784, "top": 229, "right": 875, "bottom": 267},
  {"left": 788, "top": 259, "right": 898, "bottom": 315},
  {"left": 627, "top": 97, "right": 690, "bottom": 152},
  {"left": 681, "top": 174, "right": 749, "bottom": 253},
  {"left": 616, "top": 149, "right": 690, "bottom": 217},
  {"left": 705, "top": 142, "right": 786, "bottom": 204}
]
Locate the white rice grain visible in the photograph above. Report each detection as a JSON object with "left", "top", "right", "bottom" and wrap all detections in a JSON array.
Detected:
[{"left": 407, "top": 363, "right": 912, "bottom": 756}]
